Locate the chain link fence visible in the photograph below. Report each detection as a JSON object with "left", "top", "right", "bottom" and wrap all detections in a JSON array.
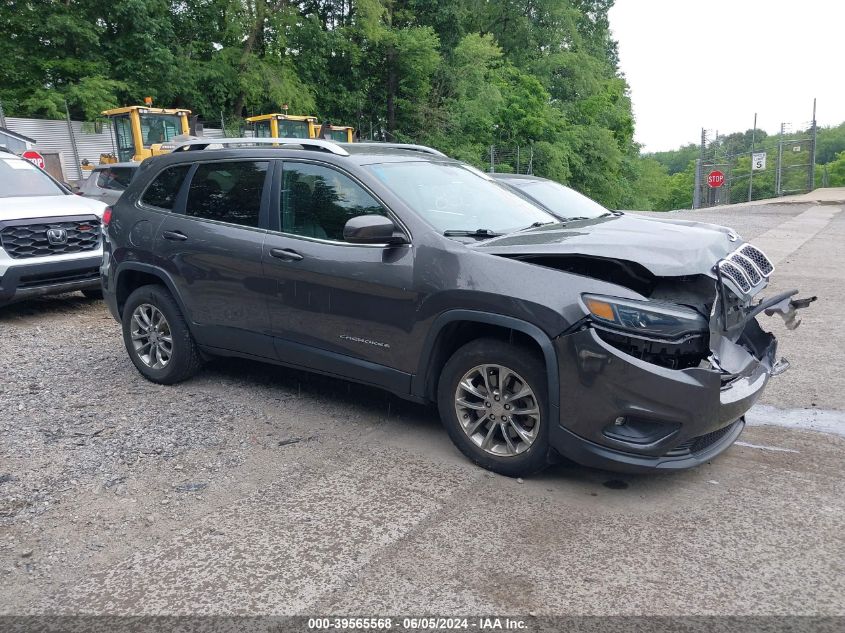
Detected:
[
  {"left": 484, "top": 145, "right": 534, "bottom": 175},
  {"left": 694, "top": 108, "right": 818, "bottom": 208}
]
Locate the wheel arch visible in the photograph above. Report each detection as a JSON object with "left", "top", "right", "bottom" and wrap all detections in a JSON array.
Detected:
[
  {"left": 114, "top": 263, "right": 189, "bottom": 321},
  {"left": 412, "top": 310, "right": 560, "bottom": 416}
]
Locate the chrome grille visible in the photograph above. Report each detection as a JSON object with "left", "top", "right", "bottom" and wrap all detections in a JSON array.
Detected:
[
  {"left": 0, "top": 219, "right": 100, "bottom": 259},
  {"left": 739, "top": 244, "right": 774, "bottom": 276},
  {"left": 718, "top": 260, "right": 750, "bottom": 293},
  {"left": 729, "top": 253, "right": 762, "bottom": 286}
]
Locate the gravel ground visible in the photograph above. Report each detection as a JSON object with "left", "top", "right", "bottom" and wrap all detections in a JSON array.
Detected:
[
  {"left": 1, "top": 199, "right": 843, "bottom": 619},
  {"left": 0, "top": 293, "right": 423, "bottom": 607}
]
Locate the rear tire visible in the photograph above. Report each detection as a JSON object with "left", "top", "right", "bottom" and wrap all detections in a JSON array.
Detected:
[
  {"left": 122, "top": 284, "right": 202, "bottom": 384},
  {"left": 437, "top": 338, "right": 551, "bottom": 477}
]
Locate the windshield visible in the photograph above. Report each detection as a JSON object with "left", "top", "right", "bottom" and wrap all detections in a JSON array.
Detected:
[
  {"left": 509, "top": 179, "right": 609, "bottom": 219},
  {"left": 278, "top": 120, "right": 310, "bottom": 138},
  {"left": 0, "top": 157, "right": 65, "bottom": 198},
  {"left": 328, "top": 129, "right": 348, "bottom": 142},
  {"left": 366, "top": 162, "right": 556, "bottom": 234},
  {"left": 140, "top": 114, "right": 182, "bottom": 146},
  {"left": 252, "top": 121, "right": 273, "bottom": 138}
]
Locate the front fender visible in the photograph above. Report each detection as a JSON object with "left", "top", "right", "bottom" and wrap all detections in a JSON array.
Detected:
[{"left": 411, "top": 309, "right": 560, "bottom": 419}]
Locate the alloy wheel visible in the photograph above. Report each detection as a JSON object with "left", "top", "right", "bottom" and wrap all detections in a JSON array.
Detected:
[
  {"left": 454, "top": 364, "right": 540, "bottom": 457},
  {"left": 130, "top": 303, "right": 173, "bottom": 369}
]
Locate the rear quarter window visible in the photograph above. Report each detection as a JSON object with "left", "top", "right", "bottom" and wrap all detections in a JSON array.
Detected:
[
  {"left": 96, "top": 167, "right": 135, "bottom": 191},
  {"left": 141, "top": 165, "right": 191, "bottom": 210}
]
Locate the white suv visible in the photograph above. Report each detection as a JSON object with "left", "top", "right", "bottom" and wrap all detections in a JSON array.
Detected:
[
  {"left": 0, "top": 150, "right": 107, "bottom": 307},
  {"left": 78, "top": 162, "right": 139, "bottom": 205}
]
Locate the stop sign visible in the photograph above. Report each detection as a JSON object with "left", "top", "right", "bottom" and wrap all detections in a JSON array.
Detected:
[
  {"left": 707, "top": 170, "right": 725, "bottom": 188},
  {"left": 22, "top": 150, "right": 45, "bottom": 169}
]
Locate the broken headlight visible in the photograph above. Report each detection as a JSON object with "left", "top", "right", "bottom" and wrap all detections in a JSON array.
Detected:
[{"left": 582, "top": 294, "right": 708, "bottom": 340}]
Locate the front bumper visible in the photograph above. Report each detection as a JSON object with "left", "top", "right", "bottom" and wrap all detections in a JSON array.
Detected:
[
  {"left": 0, "top": 255, "right": 102, "bottom": 307},
  {"left": 549, "top": 326, "right": 776, "bottom": 473}
]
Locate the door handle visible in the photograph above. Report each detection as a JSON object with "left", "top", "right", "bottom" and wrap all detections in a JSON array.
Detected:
[
  {"left": 162, "top": 230, "right": 188, "bottom": 241},
  {"left": 269, "top": 248, "right": 304, "bottom": 262}
]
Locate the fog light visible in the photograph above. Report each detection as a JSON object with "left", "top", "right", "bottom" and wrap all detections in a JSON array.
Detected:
[{"left": 602, "top": 417, "right": 681, "bottom": 446}]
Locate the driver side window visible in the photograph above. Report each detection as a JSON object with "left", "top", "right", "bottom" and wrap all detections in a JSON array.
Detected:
[{"left": 280, "top": 163, "right": 386, "bottom": 241}]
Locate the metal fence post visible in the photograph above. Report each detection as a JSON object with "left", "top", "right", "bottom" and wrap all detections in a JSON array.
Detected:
[
  {"left": 809, "top": 98, "right": 817, "bottom": 190},
  {"left": 693, "top": 159, "right": 702, "bottom": 209},
  {"left": 489, "top": 145, "right": 495, "bottom": 173},
  {"left": 64, "top": 101, "right": 82, "bottom": 182},
  {"left": 748, "top": 113, "right": 756, "bottom": 202},
  {"left": 776, "top": 123, "right": 784, "bottom": 196}
]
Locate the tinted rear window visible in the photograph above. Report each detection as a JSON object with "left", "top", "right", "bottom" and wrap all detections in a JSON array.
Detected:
[
  {"left": 96, "top": 167, "right": 135, "bottom": 191},
  {"left": 141, "top": 165, "right": 190, "bottom": 209},
  {"left": 0, "top": 157, "right": 65, "bottom": 198},
  {"left": 185, "top": 161, "right": 268, "bottom": 227}
]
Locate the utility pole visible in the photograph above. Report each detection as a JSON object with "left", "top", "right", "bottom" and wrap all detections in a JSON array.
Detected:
[
  {"left": 693, "top": 159, "right": 702, "bottom": 209},
  {"left": 776, "top": 122, "right": 785, "bottom": 196},
  {"left": 748, "top": 113, "right": 757, "bottom": 203},
  {"left": 694, "top": 127, "right": 706, "bottom": 209},
  {"left": 809, "top": 98, "right": 817, "bottom": 191},
  {"left": 64, "top": 101, "right": 82, "bottom": 183}
]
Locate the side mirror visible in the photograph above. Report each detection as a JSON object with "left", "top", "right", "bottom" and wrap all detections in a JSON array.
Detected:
[{"left": 343, "top": 215, "right": 407, "bottom": 245}]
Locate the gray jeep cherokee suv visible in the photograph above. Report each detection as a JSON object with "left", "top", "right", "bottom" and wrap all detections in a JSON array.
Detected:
[{"left": 101, "top": 138, "right": 813, "bottom": 476}]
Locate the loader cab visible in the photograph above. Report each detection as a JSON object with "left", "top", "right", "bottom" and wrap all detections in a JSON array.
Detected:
[
  {"left": 324, "top": 125, "right": 355, "bottom": 143},
  {"left": 103, "top": 106, "right": 191, "bottom": 163},
  {"left": 245, "top": 114, "right": 319, "bottom": 139}
]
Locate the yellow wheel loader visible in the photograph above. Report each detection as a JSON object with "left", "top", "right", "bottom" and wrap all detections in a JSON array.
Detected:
[
  {"left": 245, "top": 113, "right": 319, "bottom": 140},
  {"left": 246, "top": 113, "right": 355, "bottom": 142},
  {"left": 101, "top": 105, "right": 191, "bottom": 163}
]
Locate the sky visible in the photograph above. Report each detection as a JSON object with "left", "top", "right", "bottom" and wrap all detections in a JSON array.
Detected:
[{"left": 608, "top": 0, "right": 845, "bottom": 152}]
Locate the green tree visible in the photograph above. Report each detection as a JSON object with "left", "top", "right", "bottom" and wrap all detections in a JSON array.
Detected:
[{"left": 826, "top": 151, "right": 845, "bottom": 187}]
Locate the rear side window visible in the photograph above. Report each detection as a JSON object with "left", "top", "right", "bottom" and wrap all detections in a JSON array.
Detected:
[
  {"left": 96, "top": 167, "right": 135, "bottom": 191},
  {"left": 142, "top": 165, "right": 190, "bottom": 210},
  {"left": 185, "top": 161, "right": 268, "bottom": 227}
]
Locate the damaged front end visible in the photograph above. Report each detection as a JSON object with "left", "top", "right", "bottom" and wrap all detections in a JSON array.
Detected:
[
  {"left": 546, "top": 242, "right": 815, "bottom": 472},
  {"left": 710, "top": 243, "right": 816, "bottom": 379}
]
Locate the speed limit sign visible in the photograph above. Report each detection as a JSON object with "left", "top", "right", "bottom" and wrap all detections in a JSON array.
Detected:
[{"left": 752, "top": 152, "right": 767, "bottom": 171}]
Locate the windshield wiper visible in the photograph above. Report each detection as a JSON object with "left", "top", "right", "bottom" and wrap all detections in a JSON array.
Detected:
[
  {"left": 443, "top": 228, "right": 504, "bottom": 239},
  {"left": 515, "top": 221, "right": 558, "bottom": 232}
]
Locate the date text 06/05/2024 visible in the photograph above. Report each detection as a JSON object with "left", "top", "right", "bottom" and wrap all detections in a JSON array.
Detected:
[{"left": 307, "top": 616, "right": 528, "bottom": 630}]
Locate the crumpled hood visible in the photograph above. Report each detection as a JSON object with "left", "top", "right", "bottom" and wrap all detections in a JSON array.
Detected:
[
  {"left": 0, "top": 194, "right": 106, "bottom": 222},
  {"left": 471, "top": 213, "right": 738, "bottom": 277}
]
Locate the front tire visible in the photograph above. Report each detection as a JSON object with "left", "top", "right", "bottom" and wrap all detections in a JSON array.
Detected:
[
  {"left": 121, "top": 284, "right": 202, "bottom": 384},
  {"left": 438, "top": 338, "right": 551, "bottom": 477}
]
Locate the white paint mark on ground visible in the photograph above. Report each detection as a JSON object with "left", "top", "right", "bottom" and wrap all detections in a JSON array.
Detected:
[
  {"left": 750, "top": 205, "right": 842, "bottom": 265},
  {"left": 734, "top": 441, "right": 800, "bottom": 453},
  {"left": 745, "top": 404, "right": 845, "bottom": 438}
]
